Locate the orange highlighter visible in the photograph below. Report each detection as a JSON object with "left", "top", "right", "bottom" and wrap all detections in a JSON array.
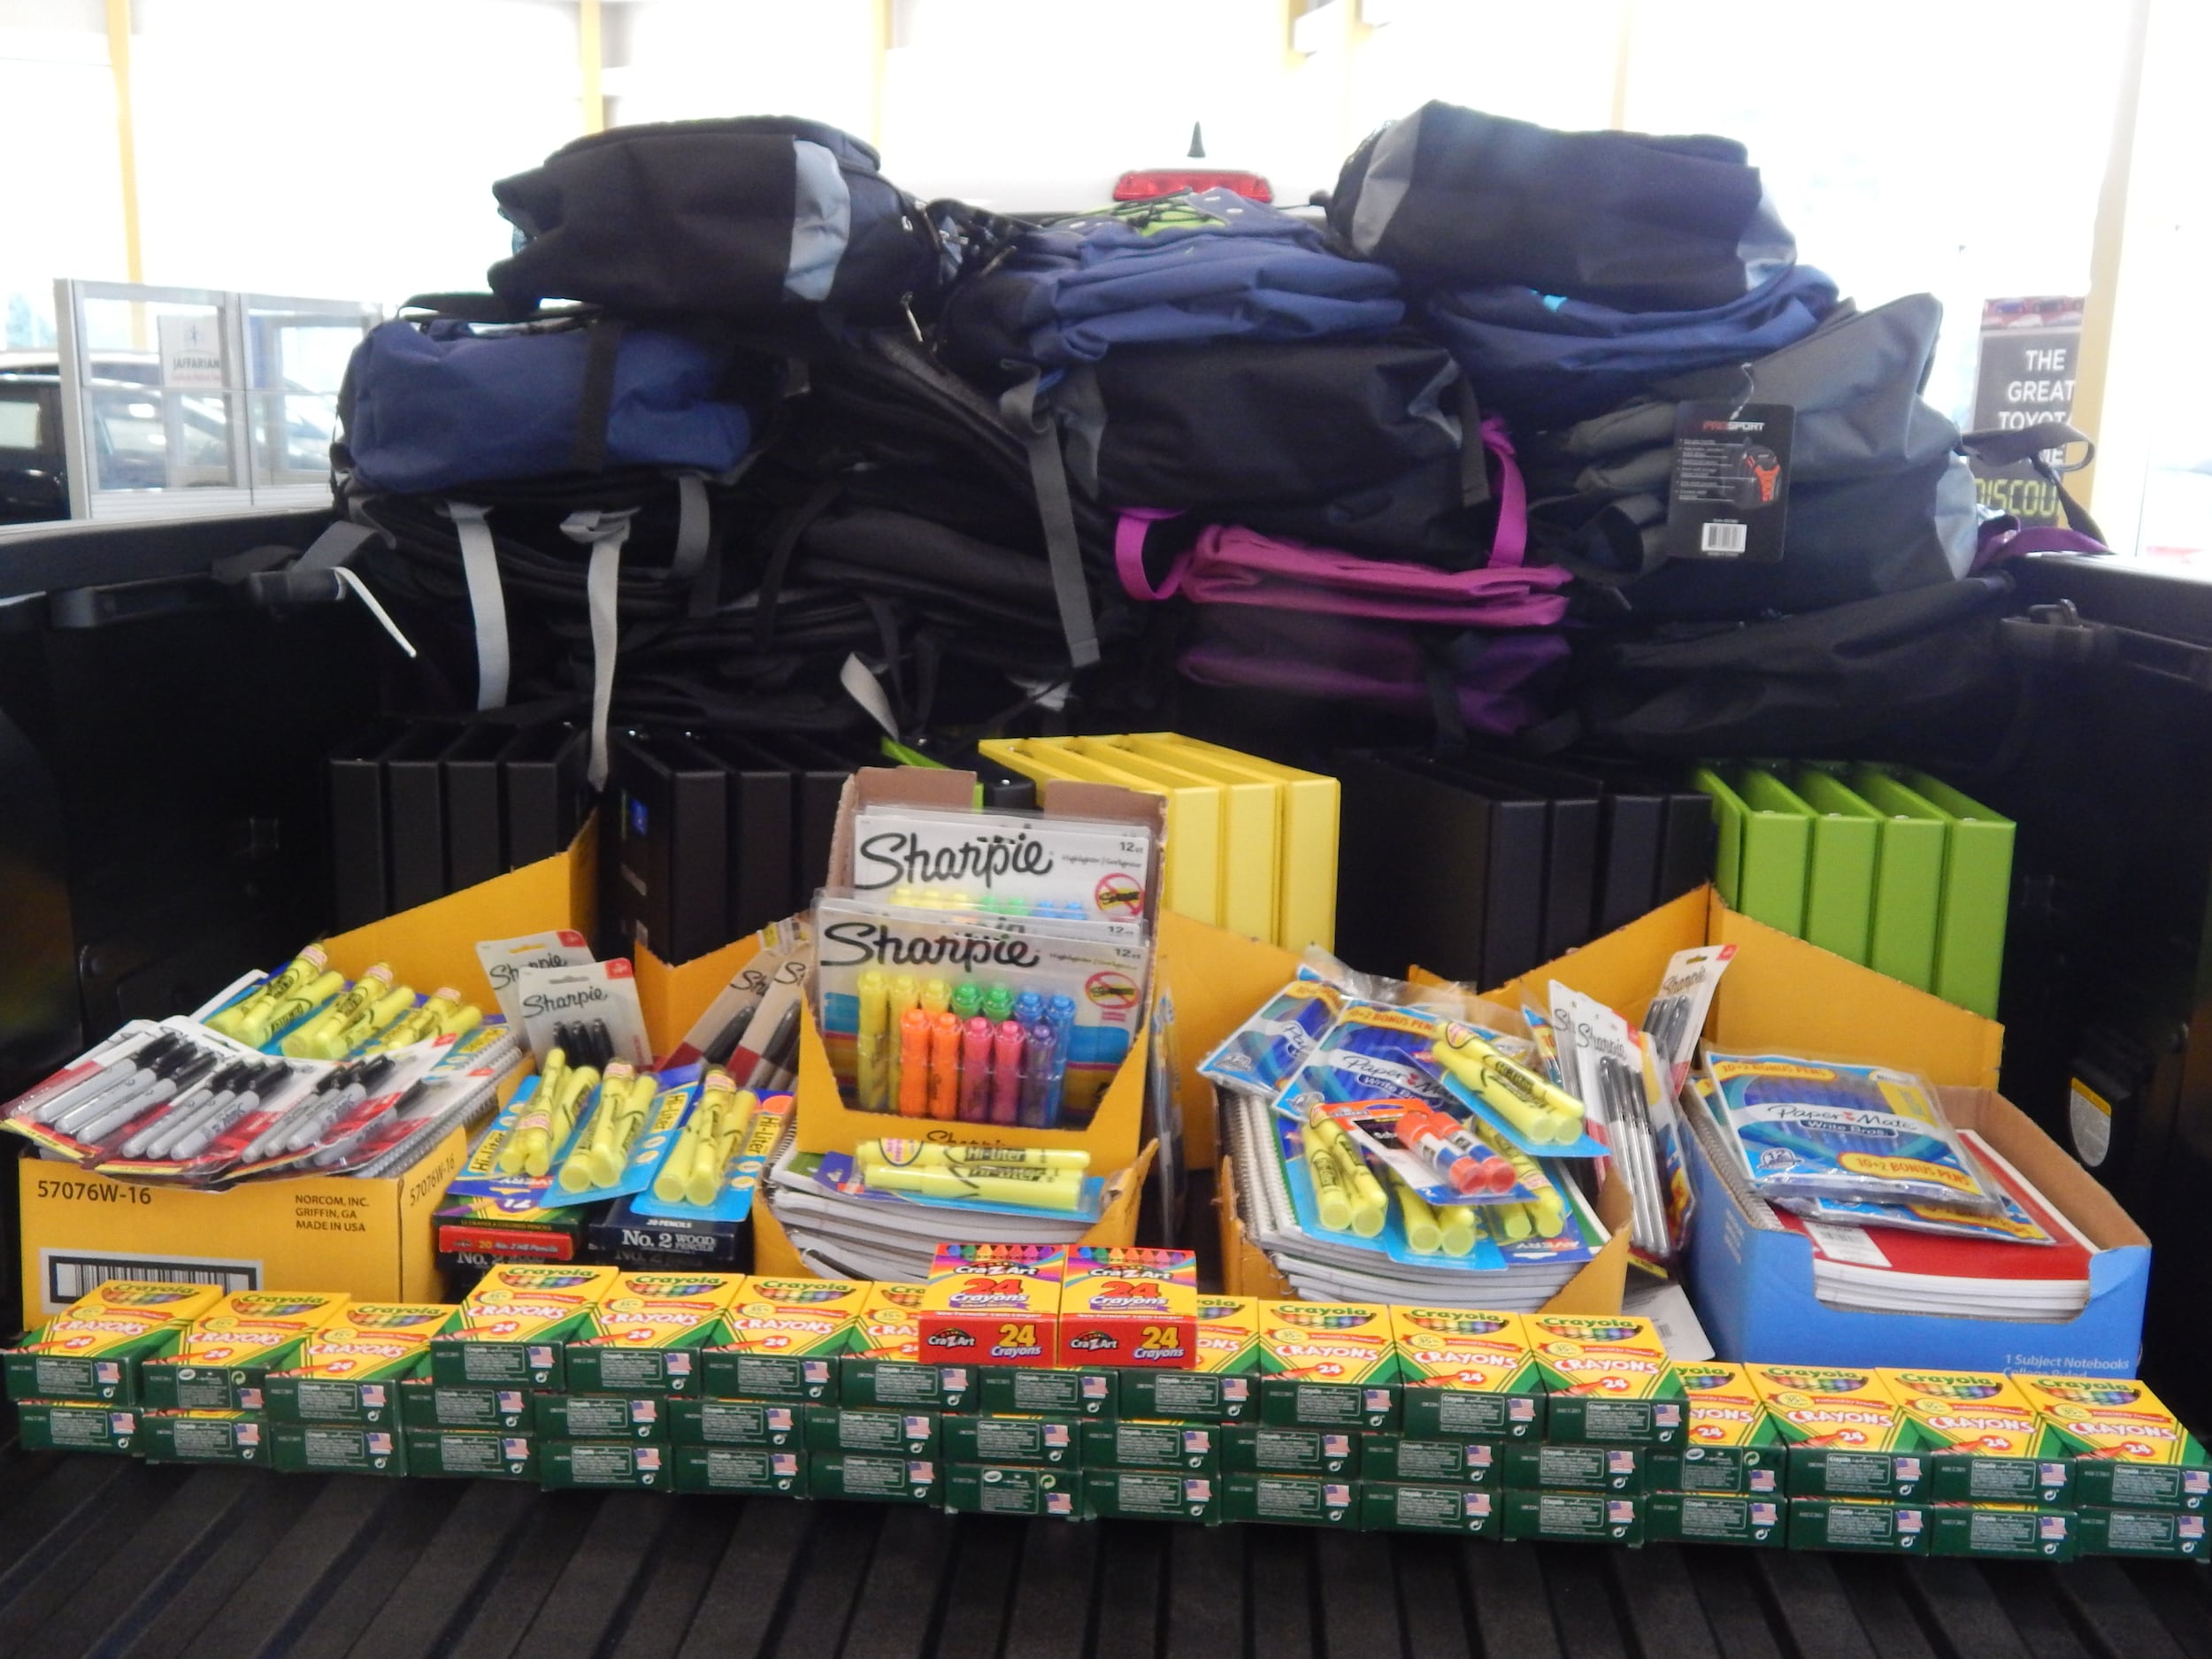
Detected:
[
  {"left": 927, "top": 1012, "right": 961, "bottom": 1120},
  {"left": 896, "top": 1008, "right": 931, "bottom": 1117}
]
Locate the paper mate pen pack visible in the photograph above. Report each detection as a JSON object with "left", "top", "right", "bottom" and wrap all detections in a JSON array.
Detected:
[
  {"left": 1747, "top": 1364, "right": 1924, "bottom": 1497},
  {"left": 1199, "top": 979, "right": 1343, "bottom": 1096},
  {"left": 1884, "top": 1370, "right": 2070, "bottom": 1504},
  {"left": 1648, "top": 1363, "right": 1783, "bottom": 1494},
  {"left": 1119, "top": 1295, "right": 1261, "bottom": 1422},
  {"left": 1927, "top": 1502, "right": 2077, "bottom": 1562},
  {"left": 563, "top": 1271, "right": 743, "bottom": 1394},
  {"left": 1704, "top": 1051, "right": 1998, "bottom": 1211},
  {"left": 1056, "top": 1246, "right": 1196, "bottom": 1369},
  {"left": 1389, "top": 1308, "right": 1541, "bottom": 1440},
  {"left": 1271, "top": 1002, "right": 1455, "bottom": 1124},
  {"left": 918, "top": 1243, "right": 1065, "bottom": 1367},
  {"left": 849, "top": 803, "right": 1156, "bottom": 924},
  {"left": 703, "top": 1279, "right": 870, "bottom": 1402},
  {"left": 142, "top": 1409, "right": 265, "bottom": 1465},
  {"left": 1256, "top": 1302, "right": 1399, "bottom": 1431},
  {"left": 1525, "top": 1314, "right": 1685, "bottom": 1446},
  {"left": 945, "top": 1463, "right": 1085, "bottom": 1518},
  {"left": 2015, "top": 1374, "right": 2212, "bottom": 1511},
  {"left": 431, "top": 1264, "right": 621, "bottom": 1389},
  {"left": 673, "top": 1444, "right": 804, "bottom": 1494},
  {"left": 1360, "top": 1482, "right": 1500, "bottom": 1536},
  {"left": 839, "top": 1283, "right": 976, "bottom": 1411},
  {"left": 265, "top": 1302, "right": 456, "bottom": 1425}
]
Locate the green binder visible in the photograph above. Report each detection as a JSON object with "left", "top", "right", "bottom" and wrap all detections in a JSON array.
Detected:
[
  {"left": 1776, "top": 768, "right": 1880, "bottom": 965},
  {"left": 1693, "top": 766, "right": 1809, "bottom": 937},
  {"left": 1900, "top": 772, "right": 2016, "bottom": 1019},
  {"left": 1839, "top": 768, "right": 1947, "bottom": 995}
]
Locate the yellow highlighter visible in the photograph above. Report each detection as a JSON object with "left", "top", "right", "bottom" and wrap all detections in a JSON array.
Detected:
[
  {"left": 1309, "top": 1114, "right": 1387, "bottom": 1238},
  {"left": 1394, "top": 1176, "right": 1445, "bottom": 1255},
  {"left": 529, "top": 1064, "right": 600, "bottom": 1177},
  {"left": 1437, "top": 1201, "right": 1477, "bottom": 1257},
  {"left": 653, "top": 1071, "right": 730, "bottom": 1204},
  {"left": 1492, "top": 1136, "right": 1569, "bottom": 1237},
  {"left": 884, "top": 975, "right": 919, "bottom": 1107},
  {"left": 687, "top": 1086, "right": 760, "bottom": 1207},
  {"left": 232, "top": 969, "right": 346, "bottom": 1048},
  {"left": 1302, "top": 1129, "right": 1355, "bottom": 1233},
  {"left": 329, "top": 982, "right": 417, "bottom": 1056},
  {"left": 857, "top": 1140, "right": 1090, "bottom": 1173},
  {"left": 208, "top": 948, "right": 328, "bottom": 1036},
  {"left": 498, "top": 1047, "right": 566, "bottom": 1175},
  {"left": 280, "top": 964, "right": 396, "bottom": 1058},
  {"left": 1430, "top": 1025, "right": 1586, "bottom": 1144},
  {"left": 856, "top": 970, "right": 891, "bottom": 1112},
  {"left": 861, "top": 1159, "right": 1083, "bottom": 1212}
]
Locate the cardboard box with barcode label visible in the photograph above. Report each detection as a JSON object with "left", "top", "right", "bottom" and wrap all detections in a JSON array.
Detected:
[{"left": 14, "top": 823, "right": 591, "bottom": 1318}]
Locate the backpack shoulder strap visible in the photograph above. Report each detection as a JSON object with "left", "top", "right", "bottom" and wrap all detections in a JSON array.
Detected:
[{"left": 1959, "top": 419, "right": 2105, "bottom": 541}]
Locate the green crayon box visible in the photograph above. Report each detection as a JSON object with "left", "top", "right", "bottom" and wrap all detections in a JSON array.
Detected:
[
  {"left": 809, "top": 1450, "right": 936, "bottom": 1503},
  {"left": 1116, "top": 1296, "right": 1261, "bottom": 1423},
  {"left": 2073, "top": 1506, "right": 2209, "bottom": 1560},
  {"left": 1786, "top": 1499, "right": 1928, "bottom": 1554},
  {"left": 1522, "top": 1315, "right": 1681, "bottom": 1447},
  {"left": 1927, "top": 1503, "right": 2077, "bottom": 1562},
  {"left": 1359, "top": 1481, "right": 1501, "bottom": 1536},
  {"left": 1646, "top": 1492, "right": 1785, "bottom": 1548},
  {"left": 14, "top": 1401, "right": 143, "bottom": 1455},
  {"left": 977, "top": 1365, "right": 1117, "bottom": 1419},
  {"left": 673, "top": 1444, "right": 804, "bottom": 1494},
  {"left": 141, "top": 1409, "right": 267, "bottom": 1464},
  {"left": 945, "top": 1463, "right": 1086, "bottom": 1518},
  {"left": 941, "top": 1412, "right": 1082, "bottom": 1468},
  {"left": 539, "top": 1440, "right": 668, "bottom": 1489},
  {"left": 1389, "top": 1309, "right": 1543, "bottom": 1440},
  {"left": 1502, "top": 1440, "right": 1650, "bottom": 1494},
  {"left": 534, "top": 1392, "right": 670, "bottom": 1441},
  {"left": 404, "top": 1428, "right": 536, "bottom": 1480},
  {"left": 1079, "top": 1468, "right": 1217, "bottom": 1524},
  {"left": 1221, "top": 1472, "right": 1356, "bottom": 1529},
  {"left": 139, "top": 1333, "right": 311, "bottom": 1413},
  {"left": 263, "top": 1302, "right": 452, "bottom": 1425},
  {"left": 839, "top": 1285, "right": 976, "bottom": 1412},
  {"left": 803, "top": 1405, "right": 940, "bottom": 1459},
  {"left": 1223, "top": 1424, "right": 1361, "bottom": 1479},
  {"left": 670, "top": 1397, "right": 800, "bottom": 1448},
  {"left": 397, "top": 1379, "right": 531, "bottom": 1432},
  {"left": 1080, "top": 1417, "right": 1217, "bottom": 1474},
  {"left": 431, "top": 1264, "right": 622, "bottom": 1389},
  {"left": 270, "top": 1421, "right": 407, "bottom": 1476},
  {"left": 1648, "top": 1442, "right": 1783, "bottom": 1496},
  {"left": 1256, "top": 1302, "right": 1398, "bottom": 1432},
  {"left": 4, "top": 1317, "right": 183, "bottom": 1407},
  {"left": 1501, "top": 1490, "right": 1644, "bottom": 1545},
  {"left": 1652, "top": 1363, "right": 1784, "bottom": 1495},
  {"left": 561, "top": 1272, "right": 741, "bottom": 1394},
  {"left": 703, "top": 1279, "right": 871, "bottom": 1403},
  {"left": 1358, "top": 1433, "right": 1494, "bottom": 1486}
]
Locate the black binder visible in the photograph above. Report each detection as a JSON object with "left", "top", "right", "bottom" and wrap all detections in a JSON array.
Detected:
[
  {"left": 441, "top": 726, "right": 510, "bottom": 893},
  {"left": 383, "top": 724, "right": 457, "bottom": 913},
  {"left": 680, "top": 733, "right": 795, "bottom": 941},
  {"left": 501, "top": 725, "right": 589, "bottom": 869},
  {"left": 612, "top": 733, "right": 730, "bottom": 966},
  {"left": 1423, "top": 752, "right": 1602, "bottom": 962},
  {"left": 326, "top": 723, "right": 400, "bottom": 931}
]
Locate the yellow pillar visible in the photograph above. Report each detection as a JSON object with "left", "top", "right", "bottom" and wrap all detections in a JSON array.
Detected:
[
  {"left": 2067, "top": 0, "right": 2153, "bottom": 512},
  {"left": 580, "top": 0, "right": 606, "bottom": 134},
  {"left": 105, "top": 0, "right": 143, "bottom": 283}
]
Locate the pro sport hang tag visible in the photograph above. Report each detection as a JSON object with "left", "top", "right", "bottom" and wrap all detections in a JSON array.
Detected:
[{"left": 1663, "top": 401, "right": 1794, "bottom": 563}]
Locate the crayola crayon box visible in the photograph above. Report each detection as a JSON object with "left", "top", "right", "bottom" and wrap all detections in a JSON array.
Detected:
[
  {"left": 1501, "top": 1490, "right": 1644, "bottom": 1544},
  {"left": 4, "top": 1280, "right": 224, "bottom": 1404},
  {"left": 563, "top": 1271, "right": 742, "bottom": 1394},
  {"left": 804, "top": 1404, "right": 940, "bottom": 1459},
  {"left": 810, "top": 1450, "right": 936, "bottom": 1503},
  {"left": 2015, "top": 1374, "right": 2212, "bottom": 1512},
  {"left": 1118, "top": 1294, "right": 1260, "bottom": 1422},
  {"left": 14, "top": 1400, "right": 142, "bottom": 1454},
  {"left": 1082, "top": 1417, "right": 1218, "bottom": 1474},
  {"left": 840, "top": 1283, "right": 976, "bottom": 1412},
  {"left": 978, "top": 1363, "right": 1118, "bottom": 1418},
  {"left": 941, "top": 1412, "right": 1083, "bottom": 1467},
  {"left": 703, "top": 1278, "right": 869, "bottom": 1403},
  {"left": 1927, "top": 1502, "right": 2078, "bottom": 1561},
  {"left": 1080, "top": 1468, "right": 1217, "bottom": 1524},
  {"left": 1747, "top": 1364, "right": 1925, "bottom": 1498},
  {"left": 945, "top": 1463, "right": 1086, "bottom": 1518},
  {"left": 431, "top": 1264, "right": 622, "bottom": 1389},
  {"left": 1502, "top": 1440, "right": 1649, "bottom": 1494},
  {"left": 1648, "top": 1363, "right": 1784, "bottom": 1495},
  {"left": 398, "top": 1378, "right": 530, "bottom": 1432},
  {"left": 265, "top": 1302, "right": 456, "bottom": 1425},
  {"left": 1524, "top": 1313, "right": 1683, "bottom": 1447},
  {"left": 270, "top": 1420, "right": 407, "bottom": 1476},
  {"left": 673, "top": 1444, "right": 804, "bottom": 1494},
  {"left": 671, "top": 1396, "right": 799, "bottom": 1447},
  {"left": 1222, "top": 1472, "right": 1356, "bottom": 1529},
  {"left": 541, "top": 1440, "right": 666, "bottom": 1489},
  {"left": 918, "top": 1244, "right": 1065, "bottom": 1368},
  {"left": 1359, "top": 1482, "right": 1500, "bottom": 1536},
  {"left": 1256, "top": 1302, "right": 1399, "bottom": 1431},
  {"left": 2074, "top": 1507, "right": 2209, "bottom": 1559},
  {"left": 1787, "top": 1498, "right": 1927, "bottom": 1553},
  {"left": 1056, "top": 1246, "right": 1196, "bottom": 1369},
  {"left": 1361, "top": 1433, "right": 1493, "bottom": 1486},
  {"left": 1883, "top": 1370, "right": 2071, "bottom": 1505},
  {"left": 140, "top": 1292, "right": 350, "bottom": 1411},
  {"left": 142, "top": 1409, "right": 266, "bottom": 1465},
  {"left": 1225, "top": 1423, "right": 1360, "bottom": 1478},
  {"left": 534, "top": 1392, "right": 671, "bottom": 1441},
  {"left": 405, "top": 1428, "right": 537, "bottom": 1480},
  {"left": 1389, "top": 1307, "right": 1542, "bottom": 1440},
  {"left": 1647, "top": 1492, "right": 1785, "bottom": 1547}
]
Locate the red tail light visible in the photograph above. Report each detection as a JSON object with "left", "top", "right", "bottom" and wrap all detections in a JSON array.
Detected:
[{"left": 1112, "top": 169, "right": 1273, "bottom": 204}]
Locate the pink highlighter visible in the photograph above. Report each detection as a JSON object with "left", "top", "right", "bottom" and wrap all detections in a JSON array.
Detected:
[
  {"left": 989, "top": 1020, "right": 1025, "bottom": 1125},
  {"left": 958, "top": 1017, "right": 993, "bottom": 1123}
]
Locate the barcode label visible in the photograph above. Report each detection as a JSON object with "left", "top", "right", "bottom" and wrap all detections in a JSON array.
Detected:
[
  {"left": 42, "top": 1250, "right": 260, "bottom": 1313},
  {"left": 1700, "top": 521, "right": 1747, "bottom": 556}
]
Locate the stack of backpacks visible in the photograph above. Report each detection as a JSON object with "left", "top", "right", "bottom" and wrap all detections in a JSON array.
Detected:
[{"left": 312, "top": 103, "right": 2099, "bottom": 770}]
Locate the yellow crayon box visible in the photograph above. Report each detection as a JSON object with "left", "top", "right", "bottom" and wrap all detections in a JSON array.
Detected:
[
  {"left": 1648, "top": 1363, "right": 1784, "bottom": 1495},
  {"left": 1119, "top": 1294, "right": 1262, "bottom": 1423},
  {"left": 1525, "top": 1314, "right": 1685, "bottom": 1446},
  {"left": 839, "top": 1283, "right": 978, "bottom": 1413},
  {"left": 703, "top": 1278, "right": 870, "bottom": 1403},
  {"left": 265, "top": 1302, "right": 457, "bottom": 1425},
  {"left": 55, "top": 1280, "right": 227, "bottom": 1323},
  {"left": 1747, "top": 1364, "right": 1924, "bottom": 1498},
  {"left": 1256, "top": 1302, "right": 1399, "bottom": 1432},
  {"left": 1884, "top": 1370, "right": 2071, "bottom": 1505},
  {"left": 918, "top": 1243, "right": 1065, "bottom": 1369},
  {"left": 3, "top": 1279, "right": 224, "bottom": 1405},
  {"left": 1390, "top": 1308, "right": 1542, "bottom": 1440},
  {"left": 430, "top": 1263, "right": 623, "bottom": 1389},
  {"left": 2015, "top": 1374, "right": 2212, "bottom": 1512},
  {"left": 1056, "top": 1246, "right": 1197, "bottom": 1370},
  {"left": 564, "top": 1271, "right": 743, "bottom": 1394},
  {"left": 139, "top": 1289, "right": 352, "bottom": 1410}
]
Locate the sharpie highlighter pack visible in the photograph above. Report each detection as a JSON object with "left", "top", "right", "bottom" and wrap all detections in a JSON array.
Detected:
[{"left": 849, "top": 803, "right": 1156, "bottom": 925}]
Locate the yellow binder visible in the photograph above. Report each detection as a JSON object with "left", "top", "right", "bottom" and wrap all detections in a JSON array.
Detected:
[{"left": 1077, "top": 738, "right": 1276, "bottom": 942}]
